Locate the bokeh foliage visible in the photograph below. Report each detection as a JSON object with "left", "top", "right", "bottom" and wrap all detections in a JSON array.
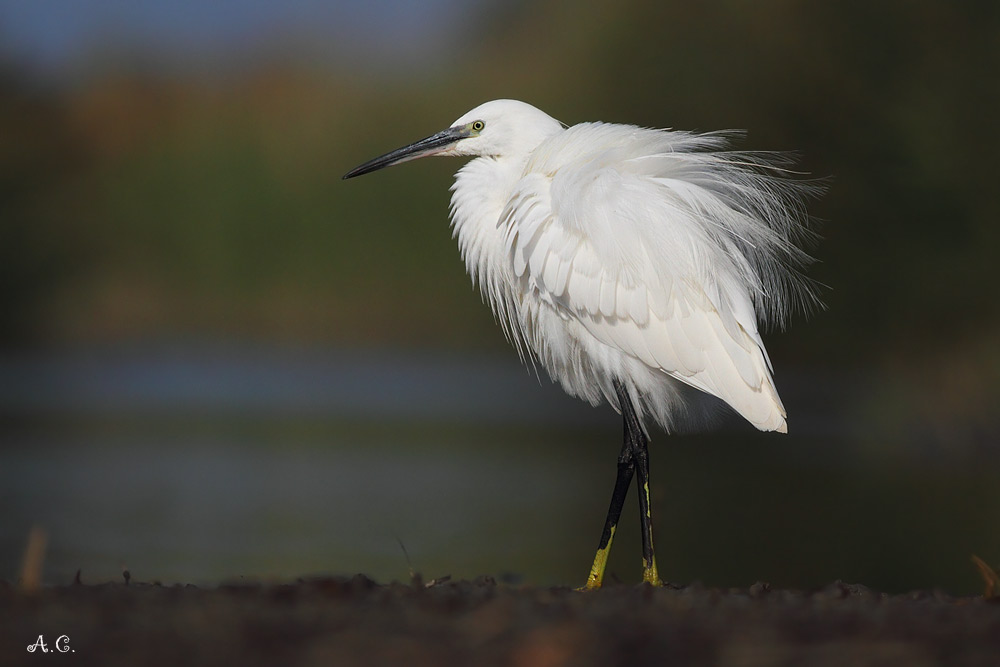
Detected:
[
  {"left": 2, "top": 0, "right": 998, "bottom": 372},
  {"left": 2, "top": 0, "right": 999, "bottom": 592}
]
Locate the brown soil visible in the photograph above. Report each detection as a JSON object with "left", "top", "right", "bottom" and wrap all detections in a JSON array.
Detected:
[{"left": 2, "top": 576, "right": 998, "bottom": 666}]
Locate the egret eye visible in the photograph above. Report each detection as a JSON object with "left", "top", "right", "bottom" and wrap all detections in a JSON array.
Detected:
[{"left": 472, "top": 120, "right": 485, "bottom": 132}]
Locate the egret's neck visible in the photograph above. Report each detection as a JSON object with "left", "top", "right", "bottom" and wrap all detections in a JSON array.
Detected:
[{"left": 449, "top": 154, "right": 526, "bottom": 284}]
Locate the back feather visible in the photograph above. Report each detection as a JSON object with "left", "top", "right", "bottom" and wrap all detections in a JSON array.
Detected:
[{"left": 499, "top": 123, "right": 819, "bottom": 431}]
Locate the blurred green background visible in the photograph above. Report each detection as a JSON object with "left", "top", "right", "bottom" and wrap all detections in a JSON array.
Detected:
[{"left": 1, "top": 0, "right": 998, "bottom": 593}]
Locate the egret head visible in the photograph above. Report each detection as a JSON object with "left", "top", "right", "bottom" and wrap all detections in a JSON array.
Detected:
[{"left": 343, "top": 99, "right": 562, "bottom": 179}]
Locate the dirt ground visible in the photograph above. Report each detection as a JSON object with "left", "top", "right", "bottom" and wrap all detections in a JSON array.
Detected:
[{"left": 2, "top": 575, "right": 999, "bottom": 667}]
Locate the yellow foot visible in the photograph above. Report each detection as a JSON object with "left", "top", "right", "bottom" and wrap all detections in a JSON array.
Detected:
[
  {"left": 578, "top": 527, "right": 615, "bottom": 591},
  {"left": 642, "top": 558, "right": 664, "bottom": 587},
  {"left": 577, "top": 557, "right": 609, "bottom": 591}
]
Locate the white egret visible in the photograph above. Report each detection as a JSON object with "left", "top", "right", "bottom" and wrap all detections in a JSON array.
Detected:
[{"left": 343, "top": 100, "right": 818, "bottom": 588}]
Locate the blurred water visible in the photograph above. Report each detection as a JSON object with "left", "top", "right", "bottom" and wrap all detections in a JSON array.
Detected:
[{"left": 1, "top": 345, "right": 997, "bottom": 594}]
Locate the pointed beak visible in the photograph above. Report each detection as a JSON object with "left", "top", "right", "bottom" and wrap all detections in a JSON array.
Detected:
[{"left": 342, "top": 126, "right": 469, "bottom": 180}]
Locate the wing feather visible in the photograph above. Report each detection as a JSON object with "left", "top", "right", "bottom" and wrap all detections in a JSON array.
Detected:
[{"left": 500, "top": 123, "right": 811, "bottom": 431}]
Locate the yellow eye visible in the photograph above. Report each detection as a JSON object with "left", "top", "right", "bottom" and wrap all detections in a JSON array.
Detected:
[{"left": 472, "top": 120, "right": 485, "bottom": 132}]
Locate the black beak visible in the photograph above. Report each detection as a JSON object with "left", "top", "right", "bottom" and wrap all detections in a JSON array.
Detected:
[{"left": 342, "top": 126, "right": 469, "bottom": 180}]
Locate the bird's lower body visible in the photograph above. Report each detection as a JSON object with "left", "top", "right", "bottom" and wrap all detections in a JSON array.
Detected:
[{"left": 583, "top": 379, "right": 663, "bottom": 589}]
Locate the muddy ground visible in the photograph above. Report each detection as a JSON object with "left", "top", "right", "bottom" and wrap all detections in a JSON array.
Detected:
[{"left": 2, "top": 576, "right": 999, "bottom": 666}]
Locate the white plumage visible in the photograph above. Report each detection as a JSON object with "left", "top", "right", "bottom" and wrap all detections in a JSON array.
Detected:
[
  {"left": 343, "top": 98, "right": 818, "bottom": 587},
  {"left": 443, "top": 100, "right": 816, "bottom": 434}
]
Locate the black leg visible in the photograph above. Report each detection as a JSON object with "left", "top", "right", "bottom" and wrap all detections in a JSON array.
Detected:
[
  {"left": 582, "top": 380, "right": 663, "bottom": 589},
  {"left": 582, "top": 425, "right": 635, "bottom": 589},
  {"left": 615, "top": 381, "right": 662, "bottom": 585}
]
